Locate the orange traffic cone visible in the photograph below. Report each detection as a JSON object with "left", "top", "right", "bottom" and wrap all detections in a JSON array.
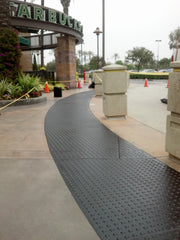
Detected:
[
  {"left": 144, "top": 78, "right": 148, "bottom": 87},
  {"left": 78, "top": 80, "right": 81, "bottom": 88},
  {"left": 44, "top": 82, "right": 49, "bottom": 93},
  {"left": 166, "top": 79, "right": 169, "bottom": 88}
]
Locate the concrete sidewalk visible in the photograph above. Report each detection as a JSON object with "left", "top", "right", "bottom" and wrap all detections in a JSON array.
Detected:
[
  {"left": 0, "top": 86, "right": 100, "bottom": 240},
  {"left": 0, "top": 80, "right": 179, "bottom": 240}
]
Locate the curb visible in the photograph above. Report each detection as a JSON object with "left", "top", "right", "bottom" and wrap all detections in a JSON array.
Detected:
[{"left": 0, "top": 94, "right": 47, "bottom": 107}]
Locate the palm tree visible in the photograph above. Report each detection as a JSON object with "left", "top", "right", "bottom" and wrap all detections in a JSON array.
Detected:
[
  {"left": 87, "top": 51, "right": 94, "bottom": 62},
  {"left": 83, "top": 51, "right": 88, "bottom": 65},
  {"left": 113, "top": 53, "right": 119, "bottom": 62},
  {"left": 169, "top": 27, "right": 180, "bottom": 60},
  {"left": 60, "top": 0, "right": 71, "bottom": 15}
]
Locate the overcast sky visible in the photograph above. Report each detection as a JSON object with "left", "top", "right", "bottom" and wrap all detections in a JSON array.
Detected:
[{"left": 26, "top": 0, "right": 180, "bottom": 63}]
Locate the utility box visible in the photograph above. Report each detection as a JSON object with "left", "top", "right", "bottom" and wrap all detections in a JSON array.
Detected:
[
  {"left": 102, "top": 64, "right": 129, "bottom": 118},
  {"left": 166, "top": 61, "right": 180, "bottom": 160},
  {"left": 94, "top": 69, "right": 103, "bottom": 96}
]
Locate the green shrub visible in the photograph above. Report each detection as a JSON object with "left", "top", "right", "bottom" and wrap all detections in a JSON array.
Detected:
[
  {"left": 78, "top": 74, "right": 84, "bottom": 78},
  {"left": 0, "top": 79, "right": 22, "bottom": 99},
  {"left": 130, "top": 72, "right": 169, "bottom": 80},
  {"left": 40, "top": 82, "right": 66, "bottom": 91},
  {"left": 0, "top": 74, "right": 41, "bottom": 100},
  {"left": 0, "top": 80, "right": 11, "bottom": 98},
  {"left": 9, "top": 84, "right": 22, "bottom": 99},
  {"left": 0, "top": 27, "right": 22, "bottom": 81},
  {"left": 17, "top": 74, "right": 41, "bottom": 93}
]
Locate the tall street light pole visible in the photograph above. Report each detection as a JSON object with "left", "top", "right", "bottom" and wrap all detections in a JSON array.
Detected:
[
  {"left": 41, "top": 0, "right": 44, "bottom": 67},
  {"left": 102, "top": 0, "right": 105, "bottom": 66},
  {"left": 155, "top": 39, "right": 161, "bottom": 71},
  {"left": 93, "top": 27, "right": 102, "bottom": 69}
]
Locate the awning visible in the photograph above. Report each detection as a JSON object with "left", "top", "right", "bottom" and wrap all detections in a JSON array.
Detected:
[{"left": 19, "top": 36, "right": 30, "bottom": 46}]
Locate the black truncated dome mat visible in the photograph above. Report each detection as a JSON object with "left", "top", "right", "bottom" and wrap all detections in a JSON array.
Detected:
[{"left": 45, "top": 91, "right": 180, "bottom": 240}]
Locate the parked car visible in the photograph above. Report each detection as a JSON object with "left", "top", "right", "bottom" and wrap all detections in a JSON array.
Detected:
[
  {"left": 141, "top": 69, "right": 157, "bottom": 72},
  {"left": 159, "top": 68, "right": 173, "bottom": 73},
  {"left": 127, "top": 69, "right": 138, "bottom": 72}
]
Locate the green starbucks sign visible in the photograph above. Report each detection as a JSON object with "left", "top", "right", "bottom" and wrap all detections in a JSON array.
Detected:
[{"left": 9, "top": 0, "right": 83, "bottom": 43}]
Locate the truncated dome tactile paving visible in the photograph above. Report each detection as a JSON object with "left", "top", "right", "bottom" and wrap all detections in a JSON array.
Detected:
[{"left": 45, "top": 91, "right": 180, "bottom": 240}]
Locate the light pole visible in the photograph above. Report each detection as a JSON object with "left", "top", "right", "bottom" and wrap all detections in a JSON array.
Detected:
[
  {"left": 102, "top": 0, "right": 105, "bottom": 66},
  {"left": 40, "top": 0, "right": 44, "bottom": 67},
  {"left": 93, "top": 27, "right": 102, "bottom": 69},
  {"left": 60, "top": 0, "right": 71, "bottom": 15},
  {"left": 155, "top": 40, "right": 161, "bottom": 71}
]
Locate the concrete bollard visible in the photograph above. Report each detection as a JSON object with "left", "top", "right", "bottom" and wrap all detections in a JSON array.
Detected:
[
  {"left": 166, "top": 61, "right": 180, "bottom": 161},
  {"left": 85, "top": 72, "right": 90, "bottom": 83},
  {"left": 102, "top": 64, "right": 129, "bottom": 118},
  {"left": 94, "top": 69, "right": 103, "bottom": 96}
]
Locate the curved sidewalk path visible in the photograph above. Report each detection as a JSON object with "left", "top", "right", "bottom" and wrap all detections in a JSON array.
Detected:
[
  {"left": 45, "top": 90, "right": 180, "bottom": 240},
  {"left": 0, "top": 87, "right": 99, "bottom": 240}
]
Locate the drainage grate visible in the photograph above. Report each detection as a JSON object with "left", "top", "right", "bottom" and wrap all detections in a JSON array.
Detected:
[{"left": 45, "top": 91, "right": 180, "bottom": 240}]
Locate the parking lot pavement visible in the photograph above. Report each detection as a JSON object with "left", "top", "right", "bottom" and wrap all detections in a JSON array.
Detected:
[{"left": 127, "top": 80, "right": 169, "bottom": 133}]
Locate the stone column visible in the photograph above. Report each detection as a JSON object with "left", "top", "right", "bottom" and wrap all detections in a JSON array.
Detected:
[
  {"left": 166, "top": 61, "right": 180, "bottom": 161},
  {"left": 0, "top": 0, "right": 9, "bottom": 27},
  {"left": 102, "top": 64, "right": 129, "bottom": 118},
  {"left": 55, "top": 36, "right": 76, "bottom": 89},
  {"left": 94, "top": 69, "right": 103, "bottom": 96}
]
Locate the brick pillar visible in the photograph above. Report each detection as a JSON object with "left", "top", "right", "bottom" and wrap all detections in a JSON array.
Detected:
[
  {"left": 55, "top": 36, "right": 76, "bottom": 89},
  {"left": 0, "top": 0, "right": 9, "bottom": 27}
]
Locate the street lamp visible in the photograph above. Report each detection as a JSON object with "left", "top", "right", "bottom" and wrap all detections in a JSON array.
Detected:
[
  {"left": 93, "top": 27, "right": 102, "bottom": 69},
  {"left": 102, "top": 0, "right": 105, "bottom": 66},
  {"left": 155, "top": 40, "right": 162, "bottom": 71}
]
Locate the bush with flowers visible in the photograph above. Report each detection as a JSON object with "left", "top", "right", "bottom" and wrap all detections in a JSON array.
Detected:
[
  {"left": 0, "top": 27, "right": 22, "bottom": 81},
  {"left": 0, "top": 27, "right": 42, "bottom": 100}
]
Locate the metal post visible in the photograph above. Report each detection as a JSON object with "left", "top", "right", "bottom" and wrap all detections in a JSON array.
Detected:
[
  {"left": 40, "top": 0, "right": 44, "bottom": 67},
  {"left": 155, "top": 40, "right": 161, "bottom": 71},
  {"left": 93, "top": 27, "right": 102, "bottom": 69},
  {"left": 102, "top": 0, "right": 105, "bottom": 66}
]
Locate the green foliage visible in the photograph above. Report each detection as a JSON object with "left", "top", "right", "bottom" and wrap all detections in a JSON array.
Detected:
[
  {"left": 0, "top": 74, "right": 41, "bottom": 99},
  {"left": 78, "top": 73, "right": 84, "bottom": 78},
  {"left": 33, "top": 54, "right": 38, "bottom": 71},
  {"left": 130, "top": 72, "right": 169, "bottom": 80},
  {"left": 116, "top": 60, "right": 124, "bottom": 65},
  {"left": 0, "top": 79, "right": 22, "bottom": 99},
  {"left": 0, "top": 80, "right": 11, "bottom": 98},
  {"left": 41, "top": 82, "right": 66, "bottom": 91},
  {"left": 169, "top": 27, "right": 180, "bottom": 49},
  {"left": 0, "top": 27, "right": 22, "bottom": 81},
  {"left": 46, "top": 60, "right": 56, "bottom": 71},
  {"left": 8, "top": 84, "right": 23, "bottom": 99},
  {"left": 159, "top": 58, "right": 171, "bottom": 69},
  {"left": 89, "top": 56, "right": 103, "bottom": 70},
  {"left": 126, "top": 47, "right": 154, "bottom": 72},
  {"left": 17, "top": 74, "right": 40, "bottom": 93}
]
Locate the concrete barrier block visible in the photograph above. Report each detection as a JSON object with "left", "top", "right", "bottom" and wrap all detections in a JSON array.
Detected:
[
  {"left": 95, "top": 84, "right": 103, "bottom": 96},
  {"left": 166, "top": 114, "right": 180, "bottom": 159},
  {"left": 103, "top": 94, "right": 127, "bottom": 117},
  {"left": 103, "top": 72, "right": 128, "bottom": 94},
  {"left": 167, "top": 72, "right": 180, "bottom": 114}
]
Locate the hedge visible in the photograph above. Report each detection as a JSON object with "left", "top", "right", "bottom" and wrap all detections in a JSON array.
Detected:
[{"left": 130, "top": 72, "right": 169, "bottom": 80}]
